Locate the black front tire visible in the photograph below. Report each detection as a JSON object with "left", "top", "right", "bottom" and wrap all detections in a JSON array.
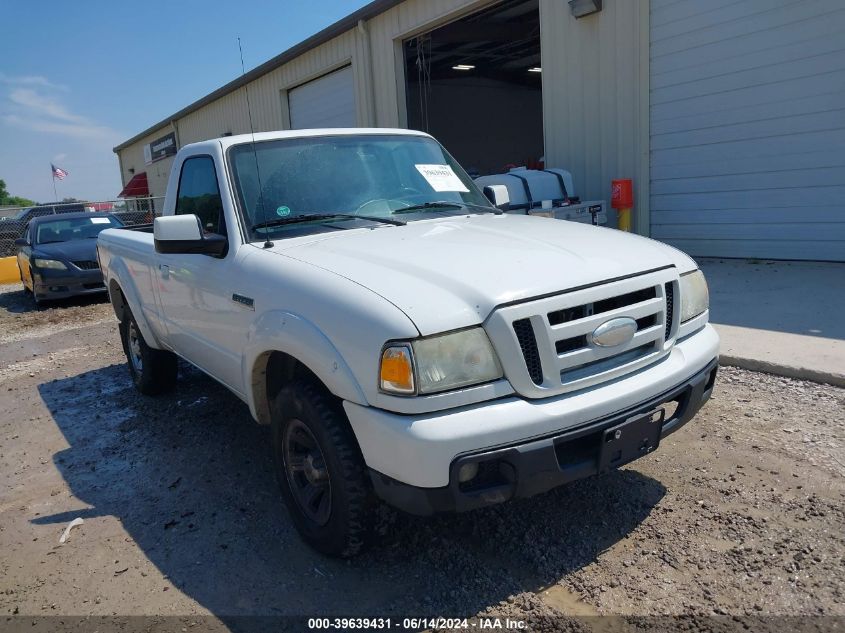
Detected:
[
  {"left": 119, "top": 307, "right": 177, "bottom": 395},
  {"left": 271, "top": 380, "right": 376, "bottom": 558}
]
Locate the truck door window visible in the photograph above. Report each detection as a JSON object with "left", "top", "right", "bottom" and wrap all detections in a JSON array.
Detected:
[{"left": 175, "top": 156, "right": 226, "bottom": 235}]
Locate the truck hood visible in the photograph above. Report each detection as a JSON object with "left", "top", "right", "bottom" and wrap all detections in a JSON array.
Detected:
[{"left": 271, "top": 214, "right": 696, "bottom": 335}]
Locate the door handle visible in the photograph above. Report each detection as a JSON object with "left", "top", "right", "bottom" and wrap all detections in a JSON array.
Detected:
[{"left": 159, "top": 264, "right": 170, "bottom": 279}]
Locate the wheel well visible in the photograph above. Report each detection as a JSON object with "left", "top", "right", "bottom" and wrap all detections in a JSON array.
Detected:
[
  {"left": 108, "top": 280, "right": 127, "bottom": 321},
  {"left": 252, "top": 351, "right": 332, "bottom": 425}
]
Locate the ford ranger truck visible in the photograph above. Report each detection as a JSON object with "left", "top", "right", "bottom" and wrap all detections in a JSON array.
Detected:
[{"left": 97, "top": 129, "right": 718, "bottom": 557}]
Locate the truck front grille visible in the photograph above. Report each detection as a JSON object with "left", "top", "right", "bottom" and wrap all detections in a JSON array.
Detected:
[
  {"left": 485, "top": 269, "right": 678, "bottom": 398},
  {"left": 73, "top": 260, "right": 99, "bottom": 270},
  {"left": 664, "top": 282, "right": 675, "bottom": 340},
  {"left": 513, "top": 318, "right": 543, "bottom": 385}
]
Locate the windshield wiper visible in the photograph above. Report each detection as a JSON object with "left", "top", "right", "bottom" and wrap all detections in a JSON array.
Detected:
[
  {"left": 393, "top": 201, "right": 501, "bottom": 215},
  {"left": 251, "top": 213, "right": 405, "bottom": 232}
]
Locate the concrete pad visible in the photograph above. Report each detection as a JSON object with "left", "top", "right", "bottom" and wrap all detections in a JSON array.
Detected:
[{"left": 697, "top": 258, "right": 845, "bottom": 387}]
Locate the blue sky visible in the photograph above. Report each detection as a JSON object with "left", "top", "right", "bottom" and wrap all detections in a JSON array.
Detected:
[{"left": 0, "top": 1, "right": 370, "bottom": 203}]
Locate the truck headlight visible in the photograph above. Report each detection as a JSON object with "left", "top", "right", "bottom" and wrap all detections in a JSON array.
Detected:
[
  {"left": 33, "top": 258, "right": 67, "bottom": 270},
  {"left": 379, "top": 328, "right": 503, "bottom": 396},
  {"left": 679, "top": 269, "right": 709, "bottom": 322}
]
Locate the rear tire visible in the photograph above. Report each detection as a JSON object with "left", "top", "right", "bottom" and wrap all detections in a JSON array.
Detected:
[
  {"left": 271, "top": 379, "right": 375, "bottom": 557},
  {"left": 120, "top": 307, "right": 177, "bottom": 395}
]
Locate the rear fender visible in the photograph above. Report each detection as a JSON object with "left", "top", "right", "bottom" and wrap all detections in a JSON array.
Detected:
[{"left": 106, "top": 257, "right": 162, "bottom": 350}]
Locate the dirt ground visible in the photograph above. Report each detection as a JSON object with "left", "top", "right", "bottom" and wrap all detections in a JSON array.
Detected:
[{"left": 0, "top": 283, "right": 843, "bottom": 631}]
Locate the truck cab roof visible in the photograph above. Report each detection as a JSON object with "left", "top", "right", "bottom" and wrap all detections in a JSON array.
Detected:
[{"left": 184, "top": 128, "right": 432, "bottom": 155}]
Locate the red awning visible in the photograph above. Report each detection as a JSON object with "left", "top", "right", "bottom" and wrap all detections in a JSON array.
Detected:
[{"left": 118, "top": 172, "right": 149, "bottom": 198}]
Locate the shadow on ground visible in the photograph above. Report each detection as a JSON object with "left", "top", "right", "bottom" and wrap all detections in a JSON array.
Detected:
[{"left": 36, "top": 363, "right": 665, "bottom": 621}]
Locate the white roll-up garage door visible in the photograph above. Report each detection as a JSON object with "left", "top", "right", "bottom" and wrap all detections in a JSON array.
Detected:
[
  {"left": 649, "top": 1, "right": 845, "bottom": 261},
  {"left": 288, "top": 66, "right": 356, "bottom": 130}
]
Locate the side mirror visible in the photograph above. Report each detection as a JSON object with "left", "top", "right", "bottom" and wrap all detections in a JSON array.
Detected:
[
  {"left": 483, "top": 185, "right": 510, "bottom": 212},
  {"left": 14, "top": 238, "right": 29, "bottom": 247},
  {"left": 154, "top": 214, "right": 227, "bottom": 257}
]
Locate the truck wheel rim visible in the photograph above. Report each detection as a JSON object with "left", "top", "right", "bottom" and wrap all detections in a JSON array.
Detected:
[
  {"left": 283, "top": 419, "right": 331, "bottom": 526},
  {"left": 128, "top": 321, "right": 143, "bottom": 373}
]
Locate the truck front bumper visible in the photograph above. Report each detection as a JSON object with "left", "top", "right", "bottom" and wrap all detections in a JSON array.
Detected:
[
  {"left": 368, "top": 356, "right": 717, "bottom": 515},
  {"left": 343, "top": 324, "right": 720, "bottom": 513}
]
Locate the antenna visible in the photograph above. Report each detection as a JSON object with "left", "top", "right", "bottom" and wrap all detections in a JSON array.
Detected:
[{"left": 238, "top": 37, "right": 273, "bottom": 248}]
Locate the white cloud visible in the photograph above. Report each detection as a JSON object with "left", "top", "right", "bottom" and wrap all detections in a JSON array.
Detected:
[
  {"left": 9, "top": 88, "right": 87, "bottom": 124},
  {"left": 0, "top": 73, "right": 67, "bottom": 91},
  {"left": 2, "top": 85, "right": 121, "bottom": 143},
  {"left": 2, "top": 114, "right": 119, "bottom": 141}
]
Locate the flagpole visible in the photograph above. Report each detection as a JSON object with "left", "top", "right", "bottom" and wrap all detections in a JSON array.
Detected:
[{"left": 52, "top": 173, "right": 58, "bottom": 203}]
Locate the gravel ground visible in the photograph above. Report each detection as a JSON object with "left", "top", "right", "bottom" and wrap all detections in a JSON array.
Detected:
[{"left": 0, "top": 282, "right": 843, "bottom": 631}]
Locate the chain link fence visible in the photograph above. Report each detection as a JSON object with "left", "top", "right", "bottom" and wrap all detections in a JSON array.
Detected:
[{"left": 0, "top": 198, "right": 163, "bottom": 258}]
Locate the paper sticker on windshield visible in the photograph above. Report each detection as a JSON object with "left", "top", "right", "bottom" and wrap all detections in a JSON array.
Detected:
[
  {"left": 415, "top": 164, "right": 469, "bottom": 193},
  {"left": 89, "top": 217, "right": 110, "bottom": 224},
  {"left": 276, "top": 206, "right": 291, "bottom": 217}
]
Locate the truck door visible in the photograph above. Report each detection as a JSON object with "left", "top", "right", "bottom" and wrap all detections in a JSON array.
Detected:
[{"left": 154, "top": 155, "right": 250, "bottom": 395}]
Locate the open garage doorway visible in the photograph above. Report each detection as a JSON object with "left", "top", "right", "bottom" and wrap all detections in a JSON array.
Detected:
[{"left": 404, "top": 0, "right": 543, "bottom": 177}]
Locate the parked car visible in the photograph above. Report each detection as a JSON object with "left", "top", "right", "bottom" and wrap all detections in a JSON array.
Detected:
[
  {"left": 16, "top": 212, "right": 124, "bottom": 305},
  {"left": 97, "top": 129, "right": 718, "bottom": 557},
  {"left": 2, "top": 204, "right": 90, "bottom": 253}
]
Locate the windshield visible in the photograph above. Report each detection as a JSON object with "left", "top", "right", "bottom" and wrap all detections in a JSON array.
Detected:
[
  {"left": 229, "top": 134, "right": 493, "bottom": 240},
  {"left": 35, "top": 215, "right": 123, "bottom": 245}
]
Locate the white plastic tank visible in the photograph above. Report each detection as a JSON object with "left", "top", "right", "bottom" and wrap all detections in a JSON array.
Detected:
[{"left": 475, "top": 167, "right": 575, "bottom": 211}]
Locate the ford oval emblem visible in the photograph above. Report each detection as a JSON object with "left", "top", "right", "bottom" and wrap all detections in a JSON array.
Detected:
[{"left": 591, "top": 317, "right": 637, "bottom": 348}]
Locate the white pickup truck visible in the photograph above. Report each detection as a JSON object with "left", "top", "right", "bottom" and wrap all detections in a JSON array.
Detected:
[{"left": 98, "top": 128, "right": 718, "bottom": 557}]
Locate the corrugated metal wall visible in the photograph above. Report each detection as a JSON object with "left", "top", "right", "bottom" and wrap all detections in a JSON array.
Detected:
[
  {"left": 650, "top": 0, "right": 845, "bottom": 261},
  {"left": 540, "top": 0, "right": 650, "bottom": 233}
]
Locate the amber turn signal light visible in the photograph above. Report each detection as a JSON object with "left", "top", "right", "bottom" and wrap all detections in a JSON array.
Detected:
[{"left": 380, "top": 345, "right": 415, "bottom": 394}]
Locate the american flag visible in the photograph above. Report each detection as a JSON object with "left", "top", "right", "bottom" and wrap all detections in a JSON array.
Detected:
[{"left": 51, "top": 164, "right": 68, "bottom": 180}]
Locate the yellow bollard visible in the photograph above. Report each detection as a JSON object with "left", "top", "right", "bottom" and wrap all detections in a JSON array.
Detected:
[{"left": 617, "top": 207, "right": 632, "bottom": 232}]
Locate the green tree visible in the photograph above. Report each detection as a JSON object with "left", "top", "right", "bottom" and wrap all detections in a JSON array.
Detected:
[{"left": 0, "top": 179, "right": 36, "bottom": 207}]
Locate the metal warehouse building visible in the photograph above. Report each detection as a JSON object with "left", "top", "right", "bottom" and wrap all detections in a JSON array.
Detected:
[{"left": 114, "top": 0, "right": 845, "bottom": 261}]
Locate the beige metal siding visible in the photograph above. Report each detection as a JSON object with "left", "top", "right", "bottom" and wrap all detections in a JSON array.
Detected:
[
  {"left": 177, "top": 30, "right": 359, "bottom": 144},
  {"left": 118, "top": 31, "right": 360, "bottom": 198},
  {"left": 541, "top": 0, "right": 650, "bottom": 233}
]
